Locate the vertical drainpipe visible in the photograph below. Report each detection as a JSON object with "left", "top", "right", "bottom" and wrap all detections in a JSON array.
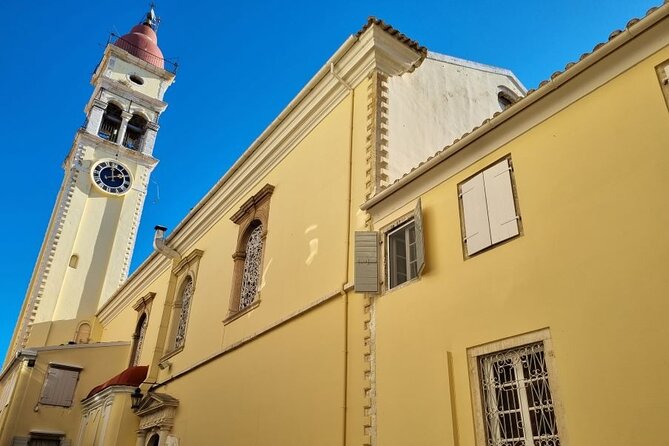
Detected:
[{"left": 331, "top": 62, "right": 354, "bottom": 446}]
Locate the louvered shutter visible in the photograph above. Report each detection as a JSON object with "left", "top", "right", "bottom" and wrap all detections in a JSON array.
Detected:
[
  {"left": 460, "top": 173, "right": 492, "bottom": 255},
  {"left": 354, "top": 231, "right": 379, "bottom": 293},
  {"left": 413, "top": 198, "right": 425, "bottom": 276},
  {"left": 483, "top": 159, "right": 519, "bottom": 244}
]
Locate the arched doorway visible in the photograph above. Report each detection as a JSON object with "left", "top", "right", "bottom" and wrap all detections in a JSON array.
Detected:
[{"left": 147, "top": 433, "right": 160, "bottom": 446}]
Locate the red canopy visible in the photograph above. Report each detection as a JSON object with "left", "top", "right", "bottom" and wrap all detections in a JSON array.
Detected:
[{"left": 87, "top": 365, "right": 148, "bottom": 399}]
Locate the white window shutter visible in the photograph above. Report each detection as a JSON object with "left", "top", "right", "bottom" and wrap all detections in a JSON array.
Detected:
[
  {"left": 413, "top": 198, "right": 425, "bottom": 276},
  {"left": 354, "top": 231, "right": 379, "bottom": 293},
  {"left": 39, "top": 367, "right": 61, "bottom": 405},
  {"left": 483, "top": 159, "right": 519, "bottom": 244},
  {"left": 460, "top": 173, "right": 492, "bottom": 255}
]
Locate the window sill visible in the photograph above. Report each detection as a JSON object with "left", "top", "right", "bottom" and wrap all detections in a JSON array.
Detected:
[
  {"left": 383, "top": 275, "right": 421, "bottom": 295},
  {"left": 159, "top": 346, "right": 184, "bottom": 365},
  {"left": 223, "top": 300, "right": 260, "bottom": 325}
]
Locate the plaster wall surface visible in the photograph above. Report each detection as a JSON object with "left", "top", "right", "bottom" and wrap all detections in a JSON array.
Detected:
[
  {"left": 157, "top": 299, "right": 345, "bottom": 446},
  {"left": 105, "top": 56, "right": 165, "bottom": 100},
  {"left": 371, "top": 44, "right": 669, "bottom": 446},
  {"left": 386, "top": 53, "right": 525, "bottom": 183},
  {"left": 1, "top": 343, "right": 129, "bottom": 445}
]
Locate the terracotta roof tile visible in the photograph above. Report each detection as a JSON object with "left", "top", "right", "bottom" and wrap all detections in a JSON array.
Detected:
[
  {"left": 356, "top": 17, "right": 427, "bottom": 55},
  {"left": 384, "top": 2, "right": 666, "bottom": 189}
]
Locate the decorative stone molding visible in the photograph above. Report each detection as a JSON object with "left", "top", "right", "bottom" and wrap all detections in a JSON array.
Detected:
[
  {"left": 160, "top": 249, "right": 203, "bottom": 360},
  {"left": 656, "top": 58, "right": 669, "bottom": 111},
  {"left": 136, "top": 392, "right": 179, "bottom": 432},
  {"left": 226, "top": 185, "right": 274, "bottom": 320}
]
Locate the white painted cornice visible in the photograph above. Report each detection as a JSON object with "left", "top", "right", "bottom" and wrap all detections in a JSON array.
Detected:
[
  {"left": 85, "top": 77, "right": 168, "bottom": 117},
  {"left": 72, "top": 131, "right": 159, "bottom": 169}
]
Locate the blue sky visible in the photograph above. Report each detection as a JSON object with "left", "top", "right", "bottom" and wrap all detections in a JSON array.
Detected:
[{"left": 0, "top": 0, "right": 659, "bottom": 356}]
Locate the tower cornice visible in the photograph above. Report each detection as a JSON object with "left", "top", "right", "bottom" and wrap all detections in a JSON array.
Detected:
[
  {"left": 69, "top": 131, "right": 159, "bottom": 169},
  {"left": 86, "top": 77, "right": 168, "bottom": 117}
]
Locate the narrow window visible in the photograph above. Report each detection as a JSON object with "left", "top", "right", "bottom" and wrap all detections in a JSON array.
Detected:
[
  {"left": 98, "top": 103, "right": 122, "bottom": 142},
  {"left": 130, "top": 313, "right": 148, "bottom": 366},
  {"left": 123, "top": 114, "right": 148, "bottom": 150},
  {"left": 174, "top": 276, "right": 194, "bottom": 350},
  {"left": 239, "top": 222, "right": 264, "bottom": 310},
  {"left": 387, "top": 221, "right": 417, "bottom": 289},
  {"left": 227, "top": 184, "right": 274, "bottom": 321},
  {"left": 69, "top": 254, "right": 79, "bottom": 268}
]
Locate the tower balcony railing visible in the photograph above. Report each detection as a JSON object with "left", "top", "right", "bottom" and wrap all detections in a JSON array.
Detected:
[{"left": 108, "top": 33, "right": 178, "bottom": 74}]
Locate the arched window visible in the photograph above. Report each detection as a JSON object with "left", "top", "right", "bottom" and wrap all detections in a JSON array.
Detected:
[
  {"left": 123, "top": 113, "right": 148, "bottom": 150},
  {"left": 130, "top": 313, "right": 148, "bottom": 366},
  {"left": 497, "top": 86, "right": 520, "bottom": 111},
  {"left": 226, "top": 184, "right": 273, "bottom": 322},
  {"left": 74, "top": 322, "right": 91, "bottom": 344},
  {"left": 239, "top": 222, "right": 264, "bottom": 310},
  {"left": 98, "top": 103, "right": 122, "bottom": 142},
  {"left": 173, "top": 276, "right": 194, "bottom": 350},
  {"left": 147, "top": 434, "right": 160, "bottom": 446}
]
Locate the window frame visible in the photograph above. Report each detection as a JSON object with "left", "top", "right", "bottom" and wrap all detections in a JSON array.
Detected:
[
  {"left": 467, "top": 328, "right": 567, "bottom": 446},
  {"left": 458, "top": 155, "right": 522, "bottom": 258},
  {"left": 161, "top": 250, "right": 203, "bottom": 362},
  {"left": 385, "top": 218, "right": 418, "bottom": 290},
  {"left": 379, "top": 198, "right": 425, "bottom": 293},
  {"left": 225, "top": 184, "right": 274, "bottom": 324}
]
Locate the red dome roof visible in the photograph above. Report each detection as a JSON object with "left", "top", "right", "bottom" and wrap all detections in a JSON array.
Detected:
[{"left": 114, "top": 24, "right": 164, "bottom": 69}]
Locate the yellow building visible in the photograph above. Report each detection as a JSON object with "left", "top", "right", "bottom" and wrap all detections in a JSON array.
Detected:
[{"left": 2, "top": 3, "right": 669, "bottom": 445}]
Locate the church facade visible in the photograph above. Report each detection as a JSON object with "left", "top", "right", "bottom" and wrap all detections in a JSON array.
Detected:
[{"left": 2, "top": 3, "right": 669, "bottom": 446}]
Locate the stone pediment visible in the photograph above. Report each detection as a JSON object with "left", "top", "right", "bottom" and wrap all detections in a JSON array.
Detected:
[{"left": 136, "top": 392, "right": 179, "bottom": 431}]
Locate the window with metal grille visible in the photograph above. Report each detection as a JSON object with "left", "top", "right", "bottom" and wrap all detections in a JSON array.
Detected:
[
  {"left": 174, "top": 276, "right": 194, "bottom": 349},
  {"left": 387, "top": 220, "right": 418, "bottom": 289},
  {"left": 239, "top": 223, "right": 264, "bottom": 310},
  {"left": 478, "top": 342, "right": 560, "bottom": 446}
]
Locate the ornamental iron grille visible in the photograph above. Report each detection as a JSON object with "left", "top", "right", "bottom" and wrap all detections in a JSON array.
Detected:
[
  {"left": 174, "top": 277, "right": 194, "bottom": 349},
  {"left": 131, "top": 315, "right": 148, "bottom": 366},
  {"left": 239, "top": 224, "right": 263, "bottom": 310},
  {"left": 479, "top": 342, "right": 559, "bottom": 446}
]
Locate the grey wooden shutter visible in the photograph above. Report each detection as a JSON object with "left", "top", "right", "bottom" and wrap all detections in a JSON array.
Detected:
[
  {"left": 483, "top": 158, "right": 519, "bottom": 244},
  {"left": 413, "top": 198, "right": 425, "bottom": 276},
  {"left": 354, "top": 231, "right": 379, "bottom": 293},
  {"left": 460, "top": 173, "right": 492, "bottom": 255},
  {"left": 39, "top": 366, "right": 79, "bottom": 407}
]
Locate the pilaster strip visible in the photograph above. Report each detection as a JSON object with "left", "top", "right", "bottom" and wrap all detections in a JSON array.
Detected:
[{"left": 13, "top": 144, "right": 85, "bottom": 353}]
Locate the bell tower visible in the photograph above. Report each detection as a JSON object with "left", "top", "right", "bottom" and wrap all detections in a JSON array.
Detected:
[{"left": 7, "top": 7, "right": 176, "bottom": 359}]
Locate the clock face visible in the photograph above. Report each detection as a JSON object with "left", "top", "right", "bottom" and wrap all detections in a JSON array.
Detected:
[{"left": 91, "top": 160, "right": 132, "bottom": 195}]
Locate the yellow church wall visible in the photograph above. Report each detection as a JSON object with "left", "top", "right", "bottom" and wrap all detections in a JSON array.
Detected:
[
  {"left": 3, "top": 343, "right": 128, "bottom": 444},
  {"left": 371, "top": 46, "right": 669, "bottom": 445},
  {"left": 156, "top": 297, "right": 345, "bottom": 445},
  {"left": 98, "top": 84, "right": 369, "bottom": 382},
  {"left": 100, "top": 267, "right": 172, "bottom": 366}
]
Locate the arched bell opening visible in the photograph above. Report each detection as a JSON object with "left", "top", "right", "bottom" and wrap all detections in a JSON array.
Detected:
[{"left": 98, "top": 102, "right": 123, "bottom": 142}]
